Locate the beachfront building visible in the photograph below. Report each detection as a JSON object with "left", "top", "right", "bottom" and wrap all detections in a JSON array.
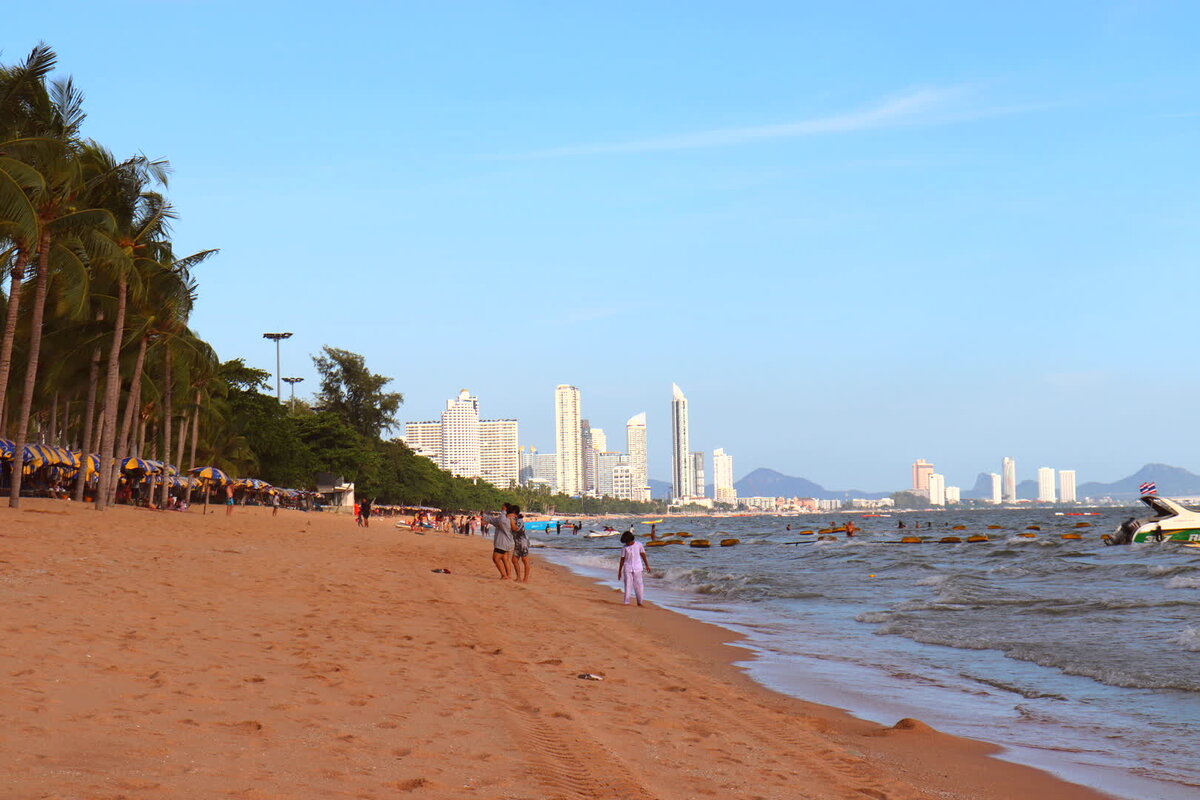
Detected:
[
  {"left": 1037, "top": 467, "right": 1057, "bottom": 502},
  {"left": 945, "top": 486, "right": 961, "bottom": 504},
  {"left": 582, "top": 425, "right": 606, "bottom": 495},
  {"left": 928, "top": 473, "right": 946, "bottom": 506},
  {"left": 480, "top": 419, "right": 519, "bottom": 488},
  {"left": 1002, "top": 457, "right": 1017, "bottom": 502},
  {"left": 740, "top": 496, "right": 777, "bottom": 512},
  {"left": 403, "top": 389, "right": 518, "bottom": 488},
  {"left": 671, "top": 384, "right": 691, "bottom": 503},
  {"left": 1059, "top": 469, "right": 1077, "bottom": 504},
  {"left": 911, "top": 459, "right": 934, "bottom": 493},
  {"left": 713, "top": 448, "right": 736, "bottom": 505},
  {"left": 690, "top": 451, "right": 706, "bottom": 498},
  {"left": 555, "top": 385, "right": 584, "bottom": 496},
  {"left": 611, "top": 463, "right": 634, "bottom": 500},
  {"left": 989, "top": 473, "right": 1002, "bottom": 504},
  {"left": 404, "top": 420, "right": 442, "bottom": 461},
  {"left": 626, "top": 413, "right": 651, "bottom": 502},
  {"left": 596, "top": 451, "right": 628, "bottom": 498}
]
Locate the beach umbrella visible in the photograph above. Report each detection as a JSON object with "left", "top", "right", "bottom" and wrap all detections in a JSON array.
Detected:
[
  {"left": 121, "top": 457, "right": 154, "bottom": 473},
  {"left": 239, "top": 478, "right": 271, "bottom": 490},
  {"left": 0, "top": 438, "right": 13, "bottom": 459},
  {"left": 188, "top": 466, "right": 231, "bottom": 484},
  {"left": 21, "top": 444, "right": 50, "bottom": 467},
  {"left": 161, "top": 463, "right": 178, "bottom": 476}
]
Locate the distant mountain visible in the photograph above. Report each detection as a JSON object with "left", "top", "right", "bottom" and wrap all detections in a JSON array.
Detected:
[
  {"left": 734, "top": 468, "right": 890, "bottom": 500},
  {"left": 648, "top": 478, "right": 673, "bottom": 500},
  {"left": 1078, "top": 463, "right": 1200, "bottom": 499},
  {"left": 964, "top": 472, "right": 993, "bottom": 499}
]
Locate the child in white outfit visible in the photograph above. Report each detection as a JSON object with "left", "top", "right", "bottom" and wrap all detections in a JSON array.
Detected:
[{"left": 618, "top": 530, "right": 650, "bottom": 606}]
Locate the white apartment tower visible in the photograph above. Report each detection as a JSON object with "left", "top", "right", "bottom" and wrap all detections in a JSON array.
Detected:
[
  {"left": 404, "top": 420, "right": 442, "bottom": 461},
  {"left": 713, "top": 448, "right": 736, "bottom": 505},
  {"left": 440, "top": 390, "right": 481, "bottom": 478},
  {"left": 989, "top": 473, "right": 1002, "bottom": 504},
  {"left": 1002, "top": 457, "right": 1017, "bottom": 502},
  {"left": 626, "top": 413, "right": 650, "bottom": 501},
  {"left": 612, "top": 464, "right": 634, "bottom": 501},
  {"left": 945, "top": 486, "right": 961, "bottom": 504},
  {"left": 1037, "top": 467, "right": 1057, "bottom": 502},
  {"left": 671, "top": 383, "right": 691, "bottom": 502},
  {"left": 554, "top": 385, "right": 584, "bottom": 496},
  {"left": 929, "top": 473, "right": 946, "bottom": 506},
  {"left": 1059, "top": 470, "right": 1077, "bottom": 504},
  {"left": 480, "top": 419, "right": 519, "bottom": 488},
  {"left": 912, "top": 459, "right": 934, "bottom": 492}
]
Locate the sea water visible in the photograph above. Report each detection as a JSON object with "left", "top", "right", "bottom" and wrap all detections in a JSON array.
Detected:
[{"left": 529, "top": 510, "right": 1199, "bottom": 800}]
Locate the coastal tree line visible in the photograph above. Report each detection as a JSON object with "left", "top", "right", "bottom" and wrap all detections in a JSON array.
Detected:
[{"left": 0, "top": 43, "right": 661, "bottom": 514}]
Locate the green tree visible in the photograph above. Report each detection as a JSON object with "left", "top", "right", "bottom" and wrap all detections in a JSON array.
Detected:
[{"left": 312, "top": 346, "right": 402, "bottom": 440}]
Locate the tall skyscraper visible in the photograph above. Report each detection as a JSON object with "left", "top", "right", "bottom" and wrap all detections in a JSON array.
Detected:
[
  {"left": 911, "top": 459, "right": 934, "bottom": 492},
  {"left": 671, "top": 383, "right": 691, "bottom": 502},
  {"left": 690, "top": 451, "right": 706, "bottom": 498},
  {"left": 929, "top": 473, "right": 946, "bottom": 506},
  {"left": 596, "top": 451, "right": 628, "bottom": 497},
  {"left": 1037, "top": 467, "right": 1057, "bottom": 502},
  {"left": 580, "top": 419, "right": 596, "bottom": 495},
  {"left": 554, "top": 385, "right": 583, "bottom": 496},
  {"left": 713, "top": 448, "right": 736, "bottom": 505},
  {"left": 989, "top": 473, "right": 1002, "bottom": 504},
  {"left": 440, "top": 389, "right": 480, "bottom": 478},
  {"left": 1002, "top": 457, "right": 1017, "bottom": 502},
  {"left": 480, "top": 418, "right": 518, "bottom": 488},
  {"left": 626, "top": 413, "right": 650, "bottom": 502},
  {"left": 1058, "top": 470, "right": 1077, "bottom": 503}
]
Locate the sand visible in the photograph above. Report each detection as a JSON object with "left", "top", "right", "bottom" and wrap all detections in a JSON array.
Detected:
[{"left": 0, "top": 499, "right": 1114, "bottom": 799}]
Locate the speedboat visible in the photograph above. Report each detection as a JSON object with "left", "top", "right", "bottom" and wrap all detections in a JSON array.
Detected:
[{"left": 1106, "top": 495, "right": 1200, "bottom": 545}]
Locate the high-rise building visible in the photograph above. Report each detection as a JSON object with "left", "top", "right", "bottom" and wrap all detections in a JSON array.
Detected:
[
  {"left": 626, "top": 413, "right": 650, "bottom": 501},
  {"left": 713, "top": 448, "right": 736, "bottom": 505},
  {"left": 522, "top": 448, "right": 556, "bottom": 490},
  {"left": 945, "top": 486, "right": 961, "bottom": 504},
  {"left": 989, "top": 473, "right": 1002, "bottom": 504},
  {"left": 590, "top": 428, "right": 607, "bottom": 454},
  {"left": 671, "top": 383, "right": 691, "bottom": 502},
  {"left": 912, "top": 459, "right": 934, "bottom": 492},
  {"left": 404, "top": 420, "right": 442, "bottom": 461},
  {"left": 596, "top": 451, "right": 629, "bottom": 497},
  {"left": 612, "top": 464, "right": 634, "bottom": 501},
  {"left": 1037, "top": 467, "right": 1057, "bottom": 502},
  {"left": 440, "top": 389, "right": 481, "bottom": 478},
  {"left": 929, "top": 473, "right": 946, "bottom": 506},
  {"left": 1058, "top": 470, "right": 1077, "bottom": 504},
  {"left": 554, "top": 385, "right": 583, "bottom": 496},
  {"left": 690, "top": 451, "right": 706, "bottom": 498},
  {"left": 580, "top": 419, "right": 596, "bottom": 495},
  {"left": 1002, "top": 457, "right": 1017, "bottom": 502},
  {"left": 480, "top": 418, "right": 518, "bottom": 488},
  {"left": 403, "top": 390, "right": 517, "bottom": 489}
]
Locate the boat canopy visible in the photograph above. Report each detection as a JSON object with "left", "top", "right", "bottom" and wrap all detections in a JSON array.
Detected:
[{"left": 1139, "top": 495, "right": 1191, "bottom": 519}]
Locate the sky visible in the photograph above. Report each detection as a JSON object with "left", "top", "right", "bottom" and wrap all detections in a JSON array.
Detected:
[{"left": 7, "top": 1, "right": 1200, "bottom": 491}]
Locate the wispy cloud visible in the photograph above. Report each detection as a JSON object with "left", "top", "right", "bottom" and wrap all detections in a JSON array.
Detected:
[{"left": 505, "top": 87, "right": 1033, "bottom": 159}]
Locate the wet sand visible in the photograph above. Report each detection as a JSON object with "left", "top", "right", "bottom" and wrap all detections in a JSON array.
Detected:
[{"left": 0, "top": 499, "right": 1113, "bottom": 799}]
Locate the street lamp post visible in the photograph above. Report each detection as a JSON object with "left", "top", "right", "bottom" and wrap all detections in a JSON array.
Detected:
[
  {"left": 262, "top": 332, "right": 293, "bottom": 401},
  {"left": 283, "top": 377, "right": 304, "bottom": 413}
]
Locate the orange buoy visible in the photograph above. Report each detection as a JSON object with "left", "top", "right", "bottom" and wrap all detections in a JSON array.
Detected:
[
  {"left": 940, "top": 536, "right": 962, "bottom": 543},
  {"left": 1061, "top": 532, "right": 1083, "bottom": 540},
  {"left": 689, "top": 539, "right": 710, "bottom": 548},
  {"left": 966, "top": 534, "right": 989, "bottom": 543},
  {"left": 719, "top": 538, "right": 740, "bottom": 547},
  {"left": 900, "top": 536, "right": 924, "bottom": 543}
]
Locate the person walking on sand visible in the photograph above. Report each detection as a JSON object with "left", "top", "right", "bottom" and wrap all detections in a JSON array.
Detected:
[
  {"left": 510, "top": 505, "right": 531, "bottom": 583},
  {"left": 359, "top": 497, "right": 373, "bottom": 528},
  {"left": 618, "top": 530, "right": 650, "bottom": 606},
  {"left": 482, "top": 503, "right": 515, "bottom": 579},
  {"left": 225, "top": 483, "right": 235, "bottom": 517},
  {"left": 271, "top": 493, "right": 280, "bottom": 517}
]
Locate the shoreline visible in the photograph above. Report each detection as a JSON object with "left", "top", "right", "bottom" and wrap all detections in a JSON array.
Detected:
[{"left": 1, "top": 499, "right": 1113, "bottom": 798}]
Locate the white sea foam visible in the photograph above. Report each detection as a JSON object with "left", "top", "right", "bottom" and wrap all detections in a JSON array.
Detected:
[
  {"left": 1165, "top": 575, "right": 1200, "bottom": 589},
  {"left": 915, "top": 575, "right": 948, "bottom": 586},
  {"left": 1175, "top": 626, "right": 1200, "bottom": 652}
]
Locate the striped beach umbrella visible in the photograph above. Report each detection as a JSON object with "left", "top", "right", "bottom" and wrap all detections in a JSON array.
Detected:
[
  {"left": 188, "top": 466, "right": 231, "bottom": 484},
  {"left": 238, "top": 477, "right": 272, "bottom": 490},
  {"left": 121, "top": 457, "right": 154, "bottom": 473},
  {"left": 0, "top": 438, "right": 14, "bottom": 459}
]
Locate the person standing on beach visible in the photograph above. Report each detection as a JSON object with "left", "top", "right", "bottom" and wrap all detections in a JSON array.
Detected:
[
  {"left": 225, "top": 483, "right": 235, "bottom": 517},
  {"left": 360, "top": 497, "right": 373, "bottom": 528},
  {"left": 482, "top": 504, "right": 514, "bottom": 579},
  {"left": 271, "top": 493, "right": 280, "bottom": 517},
  {"left": 617, "top": 530, "right": 650, "bottom": 606},
  {"left": 510, "top": 505, "right": 530, "bottom": 583}
]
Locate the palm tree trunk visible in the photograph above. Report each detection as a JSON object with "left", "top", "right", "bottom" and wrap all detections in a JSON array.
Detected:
[
  {"left": 95, "top": 276, "right": 128, "bottom": 511},
  {"left": 73, "top": 345, "right": 101, "bottom": 502},
  {"left": 47, "top": 392, "right": 58, "bottom": 443},
  {"left": 190, "top": 390, "right": 200, "bottom": 468},
  {"left": 117, "top": 335, "right": 147, "bottom": 461},
  {"left": 0, "top": 248, "right": 30, "bottom": 434},
  {"left": 9, "top": 233, "right": 53, "bottom": 508},
  {"left": 160, "top": 349, "right": 173, "bottom": 508}
]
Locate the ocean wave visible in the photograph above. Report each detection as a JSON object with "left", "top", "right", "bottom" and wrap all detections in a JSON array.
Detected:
[
  {"left": 1176, "top": 626, "right": 1200, "bottom": 652},
  {"left": 1166, "top": 576, "right": 1200, "bottom": 590}
]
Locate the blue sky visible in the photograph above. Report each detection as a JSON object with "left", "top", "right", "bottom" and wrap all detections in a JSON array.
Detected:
[{"left": 8, "top": 2, "right": 1200, "bottom": 490}]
